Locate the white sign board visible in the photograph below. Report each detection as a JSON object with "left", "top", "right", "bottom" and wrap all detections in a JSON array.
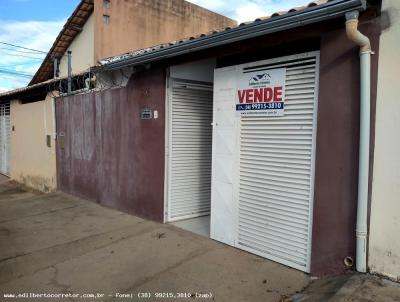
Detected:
[{"left": 236, "top": 68, "right": 286, "bottom": 116}]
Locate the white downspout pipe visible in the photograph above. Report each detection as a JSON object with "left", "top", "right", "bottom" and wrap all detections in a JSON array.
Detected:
[{"left": 345, "top": 11, "right": 372, "bottom": 273}]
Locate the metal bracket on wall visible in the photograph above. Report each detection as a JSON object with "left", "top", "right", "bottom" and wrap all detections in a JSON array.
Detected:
[{"left": 46, "top": 135, "right": 52, "bottom": 148}]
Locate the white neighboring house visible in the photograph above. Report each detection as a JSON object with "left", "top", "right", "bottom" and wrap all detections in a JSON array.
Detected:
[{"left": 369, "top": 0, "right": 400, "bottom": 281}]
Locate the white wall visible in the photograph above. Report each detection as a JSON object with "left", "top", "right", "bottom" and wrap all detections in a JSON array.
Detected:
[
  {"left": 369, "top": 0, "right": 400, "bottom": 281},
  {"left": 96, "top": 67, "right": 133, "bottom": 89},
  {"left": 170, "top": 58, "right": 216, "bottom": 83},
  {"left": 59, "top": 13, "right": 94, "bottom": 77},
  {"left": 10, "top": 93, "right": 57, "bottom": 192}
]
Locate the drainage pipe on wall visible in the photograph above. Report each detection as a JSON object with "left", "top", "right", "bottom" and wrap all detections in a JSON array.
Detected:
[{"left": 345, "top": 11, "right": 372, "bottom": 273}]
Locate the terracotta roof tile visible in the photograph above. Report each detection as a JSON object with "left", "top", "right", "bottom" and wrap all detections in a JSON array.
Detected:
[
  {"left": 29, "top": 0, "right": 94, "bottom": 85},
  {"left": 100, "top": 0, "right": 330, "bottom": 65}
]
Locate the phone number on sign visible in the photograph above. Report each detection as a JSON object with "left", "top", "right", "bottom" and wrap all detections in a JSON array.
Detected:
[
  {"left": 236, "top": 102, "right": 284, "bottom": 111},
  {"left": 137, "top": 292, "right": 212, "bottom": 299}
]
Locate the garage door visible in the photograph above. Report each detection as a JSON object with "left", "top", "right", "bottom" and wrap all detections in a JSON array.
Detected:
[
  {"left": 167, "top": 79, "right": 213, "bottom": 221},
  {"left": 0, "top": 102, "right": 10, "bottom": 175},
  {"left": 211, "top": 52, "right": 319, "bottom": 272}
]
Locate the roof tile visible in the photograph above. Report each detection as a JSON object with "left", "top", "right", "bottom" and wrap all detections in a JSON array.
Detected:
[{"left": 100, "top": 0, "right": 329, "bottom": 65}]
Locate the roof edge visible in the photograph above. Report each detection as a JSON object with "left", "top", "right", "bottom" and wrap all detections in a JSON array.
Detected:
[
  {"left": 0, "top": 70, "right": 89, "bottom": 102},
  {"left": 99, "top": 0, "right": 366, "bottom": 71},
  {"left": 28, "top": 0, "right": 94, "bottom": 85}
]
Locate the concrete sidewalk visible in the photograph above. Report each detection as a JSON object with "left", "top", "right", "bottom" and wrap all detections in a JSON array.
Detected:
[
  {"left": 291, "top": 273, "right": 400, "bottom": 302},
  {"left": 1, "top": 181, "right": 399, "bottom": 302},
  {"left": 0, "top": 181, "right": 309, "bottom": 302}
]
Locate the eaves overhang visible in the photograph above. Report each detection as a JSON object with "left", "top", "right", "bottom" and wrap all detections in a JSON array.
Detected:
[
  {"left": 98, "top": 0, "right": 366, "bottom": 71},
  {"left": 29, "top": 0, "right": 94, "bottom": 85}
]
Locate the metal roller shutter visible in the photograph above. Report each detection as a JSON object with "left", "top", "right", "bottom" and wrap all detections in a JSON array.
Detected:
[
  {"left": 167, "top": 79, "right": 213, "bottom": 221},
  {"left": 211, "top": 52, "right": 319, "bottom": 272},
  {"left": 0, "top": 102, "right": 10, "bottom": 176},
  {"left": 237, "top": 55, "right": 319, "bottom": 272}
]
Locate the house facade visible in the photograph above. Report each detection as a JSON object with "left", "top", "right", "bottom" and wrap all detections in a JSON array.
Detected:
[
  {"left": 1, "top": 0, "right": 399, "bottom": 282},
  {"left": 0, "top": 0, "right": 236, "bottom": 192},
  {"left": 53, "top": 0, "right": 388, "bottom": 277}
]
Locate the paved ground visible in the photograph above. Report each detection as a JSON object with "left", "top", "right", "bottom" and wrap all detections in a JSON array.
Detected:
[
  {"left": 0, "top": 181, "right": 309, "bottom": 302},
  {"left": 0, "top": 174, "right": 9, "bottom": 184},
  {"left": 0, "top": 181, "right": 399, "bottom": 302},
  {"left": 292, "top": 273, "right": 400, "bottom": 302}
]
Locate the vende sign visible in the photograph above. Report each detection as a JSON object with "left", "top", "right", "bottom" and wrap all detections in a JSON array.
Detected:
[{"left": 236, "top": 68, "right": 286, "bottom": 116}]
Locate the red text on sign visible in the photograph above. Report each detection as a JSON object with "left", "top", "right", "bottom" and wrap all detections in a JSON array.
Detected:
[{"left": 237, "top": 87, "right": 283, "bottom": 104}]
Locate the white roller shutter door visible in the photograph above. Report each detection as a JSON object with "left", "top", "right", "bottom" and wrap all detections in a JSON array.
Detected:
[
  {"left": 211, "top": 52, "right": 319, "bottom": 272},
  {"left": 0, "top": 102, "right": 10, "bottom": 176},
  {"left": 167, "top": 79, "right": 213, "bottom": 221}
]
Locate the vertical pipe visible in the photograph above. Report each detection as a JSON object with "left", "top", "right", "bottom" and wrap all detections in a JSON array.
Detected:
[
  {"left": 51, "top": 97, "right": 57, "bottom": 141},
  {"left": 356, "top": 51, "right": 371, "bottom": 273},
  {"left": 53, "top": 58, "right": 58, "bottom": 79},
  {"left": 43, "top": 98, "right": 47, "bottom": 136},
  {"left": 345, "top": 11, "right": 372, "bottom": 273},
  {"left": 67, "top": 51, "right": 72, "bottom": 94}
]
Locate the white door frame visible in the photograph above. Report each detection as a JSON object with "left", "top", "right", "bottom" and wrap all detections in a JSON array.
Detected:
[
  {"left": 0, "top": 102, "right": 10, "bottom": 176},
  {"left": 164, "top": 75, "right": 214, "bottom": 222}
]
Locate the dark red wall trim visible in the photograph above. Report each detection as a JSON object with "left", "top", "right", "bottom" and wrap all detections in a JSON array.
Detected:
[{"left": 311, "top": 20, "right": 380, "bottom": 276}]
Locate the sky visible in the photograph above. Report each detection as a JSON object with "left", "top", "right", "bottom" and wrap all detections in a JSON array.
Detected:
[{"left": 0, "top": 0, "right": 309, "bottom": 92}]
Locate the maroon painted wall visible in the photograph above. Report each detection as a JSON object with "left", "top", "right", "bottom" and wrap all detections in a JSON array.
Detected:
[
  {"left": 310, "top": 21, "right": 380, "bottom": 276},
  {"left": 56, "top": 67, "right": 166, "bottom": 222}
]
